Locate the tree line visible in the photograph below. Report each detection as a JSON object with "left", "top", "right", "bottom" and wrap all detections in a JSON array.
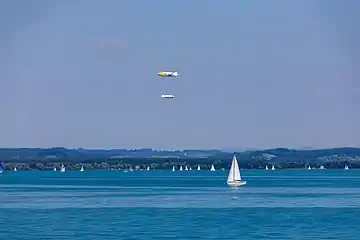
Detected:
[{"left": 2, "top": 156, "right": 359, "bottom": 171}]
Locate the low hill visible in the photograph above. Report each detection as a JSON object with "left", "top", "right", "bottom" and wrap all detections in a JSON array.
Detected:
[{"left": 1, "top": 147, "right": 359, "bottom": 170}]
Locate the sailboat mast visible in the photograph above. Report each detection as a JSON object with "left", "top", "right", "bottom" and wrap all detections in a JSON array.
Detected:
[{"left": 233, "top": 158, "right": 236, "bottom": 180}]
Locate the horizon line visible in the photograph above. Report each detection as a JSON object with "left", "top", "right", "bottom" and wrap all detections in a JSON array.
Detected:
[{"left": 0, "top": 146, "right": 359, "bottom": 151}]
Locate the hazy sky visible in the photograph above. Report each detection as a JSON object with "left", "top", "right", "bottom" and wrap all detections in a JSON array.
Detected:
[{"left": 1, "top": 0, "right": 359, "bottom": 149}]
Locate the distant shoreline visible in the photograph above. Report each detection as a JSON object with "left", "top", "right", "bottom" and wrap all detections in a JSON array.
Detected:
[
  {"left": 1, "top": 160, "right": 358, "bottom": 171},
  {"left": 1, "top": 167, "right": 358, "bottom": 171},
  {"left": 1, "top": 147, "right": 359, "bottom": 170}
]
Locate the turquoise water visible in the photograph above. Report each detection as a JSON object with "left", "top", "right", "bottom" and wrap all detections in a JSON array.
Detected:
[{"left": 1, "top": 170, "right": 360, "bottom": 239}]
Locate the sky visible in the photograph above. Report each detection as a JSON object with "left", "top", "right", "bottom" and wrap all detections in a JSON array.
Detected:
[{"left": 0, "top": 0, "right": 359, "bottom": 149}]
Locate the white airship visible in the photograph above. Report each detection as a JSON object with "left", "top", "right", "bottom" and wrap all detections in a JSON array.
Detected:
[
  {"left": 161, "top": 94, "right": 175, "bottom": 99},
  {"left": 157, "top": 71, "right": 179, "bottom": 77}
]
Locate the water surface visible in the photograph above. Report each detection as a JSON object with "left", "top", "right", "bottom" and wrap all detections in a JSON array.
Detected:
[{"left": 1, "top": 170, "right": 360, "bottom": 239}]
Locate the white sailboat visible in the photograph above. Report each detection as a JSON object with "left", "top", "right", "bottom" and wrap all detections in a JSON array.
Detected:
[
  {"left": 271, "top": 165, "right": 275, "bottom": 170},
  {"left": 210, "top": 164, "right": 215, "bottom": 171},
  {"left": 185, "top": 166, "right": 188, "bottom": 171},
  {"left": 197, "top": 165, "right": 201, "bottom": 170},
  {"left": 172, "top": 166, "right": 175, "bottom": 171},
  {"left": 189, "top": 167, "right": 192, "bottom": 170},
  {"left": 319, "top": 165, "right": 326, "bottom": 170},
  {"left": 146, "top": 166, "right": 150, "bottom": 171},
  {"left": 0, "top": 163, "right": 4, "bottom": 174},
  {"left": 180, "top": 166, "right": 183, "bottom": 171},
  {"left": 53, "top": 167, "right": 57, "bottom": 171},
  {"left": 265, "top": 165, "right": 268, "bottom": 170},
  {"left": 345, "top": 165, "right": 349, "bottom": 170},
  {"left": 227, "top": 155, "right": 246, "bottom": 187},
  {"left": 307, "top": 165, "right": 311, "bottom": 170},
  {"left": 80, "top": 166, "right": 84, "bottom": 172},
  {"left": 13, "top": 167, "right": 17, "bottom": 171},
  {"left": 60, "top": 163, "right": 66, "bottom": 172}
]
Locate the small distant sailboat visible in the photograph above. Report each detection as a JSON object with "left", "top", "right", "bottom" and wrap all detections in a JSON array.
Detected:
[
  {"left": 80, "top": 166, "right": 84, "bottom": 172},
  {"left": 172, "top": 166, "right": 175, "bottom": 171},
  {"left": 271, "top": 165, "right": 275, "bottom": 171},
  {"left": 197, "top": 165, "right": 201, "bottom": 170},
  {"left": 53, "top": 167, "right": 57, "bottom": 171},
  {"left": 319, "top": 165, "right": 326, "bottom": 170},
  {"left": 180, "top": 166, "right": 183, "bottom": 171},
  {"left": 265, "top": 165, "right": 268, "bottom": 170},
  {"left": 227, "top": 155, "right": 246, "bottom": 187},
  {"left": 60, "top": 163, "right": 66, "bottom": 172},
  {"left": 345, "top": 165, "right": 349, "bottom": 170},
  {"left": 189, "top": 167, "right": 192, "bottom": 170},
  {"left": 146, "top": 166, "right": 150, "bottom": 171},
  {"left": 307, "top": 165, "right": 311, "bottom": 170},
  {"left": 210, "top": 164, "right": 215, "bottom": 171},
  {"left": 13, "top": 167, "right": 17, "bottom": 172},
  {"left": 0, "top": 162, "right": 5, "bottom": 174},
  {"left": 185, "top": 166, "right": 188, "bottom": 171}
]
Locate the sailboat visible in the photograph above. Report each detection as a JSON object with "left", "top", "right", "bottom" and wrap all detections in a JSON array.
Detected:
[
  {"left": 319, "top": 165, "right": 326, "bottom": 170},
  {"left": 0, "top": 162, "right": 4, "bottom": 174},
  {"left": 271, "top": 165, "right": 275, "bottom": 171},
  {"left": 172, "top": 166, "right": 175, "bottom": 171},
  {"left": 189, "top": 167, "right": 192, "bottom": 170},
  {"left": 53, "top": 167, "right": 57, "bottom": 171},
  {"left": 180, "top": 166, "right": 183, "bottom": 171},
  {"left": 185, "top": 166, "right": 188, "bottom": 171},
  {"left": 60, "top": 163, "right": 66, "bottom": 172},
  {"left": 307, "top": 165, "right": 311, "bottom": 170},
  {"left": 146, "top": 166, "right": 150, "bottom": 171},
  {"left": 210, "top": 165, "right": 215, "bottom": 171},
  {"left": 197, "top": 165, "right": 201, "bottom": 170},
  {"left": 227, "top": 155, "right": 246, "bottom": 187},
  {"left": 265, "top": 165, "right": 268, "bottom": 170},
  {"left": 13, "top": 167, "right": 17, "bottom": 172},
  {"left": 345, "top": 165, "right": 349, "bottom": 170},
  {"left": 80, "top": 166, "right": 84, "bottom": 172}
]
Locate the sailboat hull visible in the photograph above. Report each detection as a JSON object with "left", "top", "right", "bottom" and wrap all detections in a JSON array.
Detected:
[{"left": 227, "top": 181, "right": 247, "bottom": 187}]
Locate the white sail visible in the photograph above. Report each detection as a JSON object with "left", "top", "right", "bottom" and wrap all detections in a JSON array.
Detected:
[
  {"left": 210, "top": 165, "right": 215, "bottom": 171},
  {"left": 265, "top": 165, "right": 268, "bottom": 170},
  {"left": 53, "top": 167, "right": 57, "bottom": 171},
  {"left": 227, "top": 155, "right": 246, "bottom": 187},
  {"left": 185, "top": 166, "right": 188, "bottom": 171},
  {"left": 60, "top": 163, "right": 66, "bottom": 172},
  {"left": 146, "top": 166, "right": 150, "bottom": 171},
  {"left": 227, "top": 156, "right": 241, "bottom": 182},
  {"left": 345, "top": 165, "right": 349, "bottom": 170},
  {"left": 197, "top": 165, "right": 201, "bottom": 170},
  {"left": 189, "top": 167, "right": 192, "bottom": 170},
  {"left": 80, "top": 166, "right": 84, "bottom": 172},
  {"left": 271, "top": 165, "right": 275, "bottom": 170},
  {"left": 180, "top": 166, "right": 183, "bottom": 171},
  {"left": 13, "top": 167, "right": 17, "bottom": 172},
  {"left": 172, "top": 166, "right": 175, "bottom": 171}
]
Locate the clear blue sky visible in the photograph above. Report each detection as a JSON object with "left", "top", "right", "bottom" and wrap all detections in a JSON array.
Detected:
[{"left": 1, "top": 0, "right": 359, "bottom": 149}]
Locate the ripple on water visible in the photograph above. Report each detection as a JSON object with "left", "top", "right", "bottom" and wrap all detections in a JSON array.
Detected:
[{"left": 1, "top": 170, "right": 360, "bottom": 239}]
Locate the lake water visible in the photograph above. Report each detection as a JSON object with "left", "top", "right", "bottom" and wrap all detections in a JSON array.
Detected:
[{"left": 1, "top": 169, "right": 360, "bottom": 239}]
